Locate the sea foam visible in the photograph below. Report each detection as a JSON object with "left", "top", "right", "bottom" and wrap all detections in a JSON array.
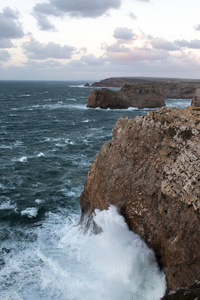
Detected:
[{"left": 0, "top": 206, "right": 166, "bottom": 300}]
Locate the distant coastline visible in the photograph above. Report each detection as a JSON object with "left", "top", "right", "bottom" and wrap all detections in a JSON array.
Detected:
[{"left": 90, "top": 76, "right": 200, "bottom": 100}]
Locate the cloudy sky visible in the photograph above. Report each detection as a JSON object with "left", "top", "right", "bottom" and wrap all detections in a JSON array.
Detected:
[{"left": 0, "top": 0, "right": 200, "bottom": 81}]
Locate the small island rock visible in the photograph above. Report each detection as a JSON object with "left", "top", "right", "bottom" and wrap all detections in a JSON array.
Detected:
[{"left": 87, "top": 83, "right": 165, "bottom": 109}]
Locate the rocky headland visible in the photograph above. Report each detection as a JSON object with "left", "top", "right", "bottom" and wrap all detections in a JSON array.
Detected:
[
  {"left": 80, "top": 91, "right": 200, "bottom": 297},
  {"left": 87, "top": 83, "right": 165, "bottom": 109},
  {"left": 91, "top": 77, "right": 200, "bottom": 99}
]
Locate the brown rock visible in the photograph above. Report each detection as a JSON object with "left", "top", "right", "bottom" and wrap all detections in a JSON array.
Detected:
[
  {"left": 91, "top": 77, "right": 200, "bottom": 99},
  {"left": 87, "top": 83, "right": 165, "bottom": 109},
  {"left": 80, "top": 105, "right": 200, "bottom": 291},
  {"left": 192, "top": 89, "right": 200, "bottom": 107}
]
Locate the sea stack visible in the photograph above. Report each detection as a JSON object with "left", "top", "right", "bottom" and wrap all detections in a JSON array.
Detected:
[
  {"left": 87, "top": 83, "right": 165, "bottom": 109},
  {"left": 80, "top": 105, "right": 200, "bottom": 292}
]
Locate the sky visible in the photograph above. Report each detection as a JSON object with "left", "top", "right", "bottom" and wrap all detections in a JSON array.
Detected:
[{"left": 0, "top": 0, "right": 200, "bottom": 81}]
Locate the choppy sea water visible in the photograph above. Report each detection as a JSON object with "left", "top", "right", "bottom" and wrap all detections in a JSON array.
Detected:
[{"left": 0, "top": 81, "right": 191, "bottom": 300}]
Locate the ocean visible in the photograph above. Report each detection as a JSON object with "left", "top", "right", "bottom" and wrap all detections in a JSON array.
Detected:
[{"left": 0, "top": 81, "right": 191, "bottom": 300}]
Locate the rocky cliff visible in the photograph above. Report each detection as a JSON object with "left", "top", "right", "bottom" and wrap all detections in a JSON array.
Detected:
[
  {"left": 92, "top": 77, "right": 200, "bottom": 99},
  {"left": 80, "top": 104, "right": 200, "bottom": 292},
  {"left": 192, "top": 88, "right": 200, "bottom": 107},
  {"left": 87, "top": 83, "right": 165, "bottom": 109}
]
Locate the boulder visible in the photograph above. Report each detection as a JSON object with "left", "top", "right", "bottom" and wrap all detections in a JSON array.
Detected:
[
  {"left": 80, "top": 105, "right": 200, "bottom": 292},
  {"left": 87, "top": 83, "right": 165, "bottom": 109}
]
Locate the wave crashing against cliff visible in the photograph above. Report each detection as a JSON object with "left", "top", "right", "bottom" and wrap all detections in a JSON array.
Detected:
[{"left": 81, "top": 205, "right": 166, "bottom": 300}]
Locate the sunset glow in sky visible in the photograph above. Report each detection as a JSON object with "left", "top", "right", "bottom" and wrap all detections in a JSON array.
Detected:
[{"left": 0, "top": 0, "right": 200, "bottom": 81}]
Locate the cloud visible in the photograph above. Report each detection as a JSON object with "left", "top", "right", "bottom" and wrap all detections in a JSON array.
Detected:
[
  {"left": 107, "top": 47, "right": 169, "bottom": 62},
  {"left": 33, "top": 0, "right": 122, "bottom": 30},
  {"left": 50, "top": 0, "right": 121, "bottom": 17},
  {"left": 0, "top": 49, "right": 11, "bottom": 61},
  {"left": 128, "top": 12, "right": 137, "bottom": 20},
  {"left": 150, "top": 37, "right": 179, "bottom": 51},
  {"left": 194, "top": 24, "right": 200, "bottom": 31},
  {"left": 69, "top": 54, "right": 107, "bottom": 68},
  {"left": 33, "top": 14, "right": 56, "bottom": 31},
  {"left": 0, "top": 7, "right": 24, "bottom": 48},
  {"left": 23, "top": 36, "right": 76, "bottom": 60},
  {"left": 113, "top": 27, "right": 136, "bottom": 41},
  {"left": 105, "top": 41, "right": 130, "bottom": 53},
  {"left": 33, "top": 3, "right": 60, "bottom": 31},
  {"left": 175, "top": 39, "right": 200, "bottom": 49}
]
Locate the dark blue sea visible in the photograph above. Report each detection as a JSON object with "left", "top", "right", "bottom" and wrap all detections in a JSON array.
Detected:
[{"left": 0, "top": 81, "right": 191, "bottom": 300}]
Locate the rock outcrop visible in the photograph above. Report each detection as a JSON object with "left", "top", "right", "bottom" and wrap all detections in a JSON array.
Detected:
[
  {"left": 80, "top": 105, "right": 200, "bottom": 292},
  {"left": 92, "top": 77, "right": 200, "bottom": 99},
  {"left": 192, "top": 89, "right": 200, "bottom": 107},
  {"left": 87, "top": 83, "right": 165, "bottom": 109}
]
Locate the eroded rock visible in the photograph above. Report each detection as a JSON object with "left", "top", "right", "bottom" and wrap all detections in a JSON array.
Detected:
[
  {"left": 192, "top": 89, "right": 200, "bottom": 107},
  {"left": 87, "top": 83, "right": 165, "bottom": 109},
  {"left": 80, "top": 105, "right": 200, "bottom": 291}
]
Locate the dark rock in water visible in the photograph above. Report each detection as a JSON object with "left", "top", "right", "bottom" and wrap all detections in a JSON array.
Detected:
[
  {"left": 87, "top": 83, "right": 165, "bottom": 109},
  {"left": 161, "top": 281, "right": 200, "bottom": 299},
  {"left": 80, "top": 105, "right": 200, "bottom": 292},
  {"left": 84, "top": 83, "right": 90, "bottom": 87},
  {"left": 192, "top": 89, "right": 200, "bottom": 107}
]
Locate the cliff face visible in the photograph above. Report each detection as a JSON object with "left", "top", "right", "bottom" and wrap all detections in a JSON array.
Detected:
[
  {"left": 80, "top": 105, "right": 200, "bottom": 291},
  {"left": 87, "top": 83, "right": 165, "bottom": 109},
  {"left": 91, "top": 77, "right": 200, "bottom": 99},
  {"left": 192, "top": 88, "right": 200, "bottom": 107}
]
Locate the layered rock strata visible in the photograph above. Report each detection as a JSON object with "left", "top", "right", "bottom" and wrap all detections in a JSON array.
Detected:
[
  {"left": 80, "top": 105, "right": 200, "bottom": 291},
  {"left": 87, "top": 83, "right": 165, "bottom": 109}
]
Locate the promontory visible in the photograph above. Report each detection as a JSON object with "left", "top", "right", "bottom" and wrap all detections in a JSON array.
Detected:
[{"left": 80, "top": 90, "right": 200, "bottom": 296}]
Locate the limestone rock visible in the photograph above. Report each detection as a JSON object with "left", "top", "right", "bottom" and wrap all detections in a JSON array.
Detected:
[
  {"left": 192, "top": 89, "right": 200, "bottom": 107},
  {"left": 80, "top": 105, "right": 200, "bottom": 291},
  {"left": 87, "top": 83, "right": 165, "bottom": 109},
  {"left": 91, "top": 77, "right": 200, "bottom": 99}
]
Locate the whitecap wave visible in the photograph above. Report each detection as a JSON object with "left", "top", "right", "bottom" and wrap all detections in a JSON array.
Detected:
[
  {"left": 21, "top": 207, "right": 38, "bottom": 218},
  {"left": 69, "top": 84, "right": 85, "bottom": 88},
  {"left": 0, "top": 206, "right": 166, "bottom": 300},
  {"left": 0, "top": 199, "right": 16, "bottom": 210},
  {"left": 37, "top": 152, "right": 45, "bottom": 157},
  {"left": 18, "top": 156, "right": 28, "bottom": 162}
]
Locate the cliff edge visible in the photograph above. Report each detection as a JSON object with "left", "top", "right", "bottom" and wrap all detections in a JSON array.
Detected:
[{"left": 80, "top": 103, "right": 200, "bottom": 292}]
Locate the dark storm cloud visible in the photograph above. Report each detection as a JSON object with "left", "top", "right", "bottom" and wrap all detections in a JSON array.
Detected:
[
  {"left": 0, "top": 7, "right": 24, "bottom": 48},
  {"left": 175, "top": 39, "right": 200, "bottom": 49},
  {"left": 0, "top": 49, "right": 11, "bottom": 61},
  {"left": 23, "top": 36, "right": 76, "bottom": 60},
  {"left": 113, "top": 27, "right": 135, "bottom": 41}
]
